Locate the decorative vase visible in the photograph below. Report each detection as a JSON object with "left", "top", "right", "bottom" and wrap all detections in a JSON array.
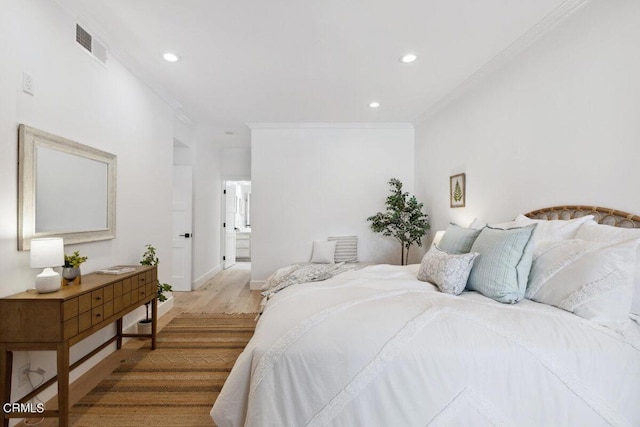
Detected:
[{"left": 62, "top": 267, "right": 81, "bottom": 285}]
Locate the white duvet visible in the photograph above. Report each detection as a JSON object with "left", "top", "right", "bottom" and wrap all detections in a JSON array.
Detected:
[{"left": 211, "top": 264, "right": 640, "bottom": 427}]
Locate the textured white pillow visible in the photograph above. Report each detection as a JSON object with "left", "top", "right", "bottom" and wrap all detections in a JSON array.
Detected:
[
  {"left": 310, "top": 240, "right": 337, "bottom": 264},
  {"left": 513, "top": 214, "right": 595, "bottom": 258},
  {"left": 526, "top": 238, "right": 639, "bottom": 331},
  {"left": 417, "top": 247, "right": 479, "bottom": 295},
  {"left": 576, "top": 222, "right": 640, "bottom": 319}
]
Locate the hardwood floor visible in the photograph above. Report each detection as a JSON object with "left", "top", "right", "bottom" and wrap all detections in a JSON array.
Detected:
[
  {"left": 29, "top": 264, "right": 260, "bottom": 426},
  {"left": 171, "top": 264, "right": 261, "bottom": 315}
]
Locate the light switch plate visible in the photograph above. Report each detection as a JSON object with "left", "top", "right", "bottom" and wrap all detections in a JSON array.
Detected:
[{"left": 23, "top": 72, "right": 34, "bottom": 95}]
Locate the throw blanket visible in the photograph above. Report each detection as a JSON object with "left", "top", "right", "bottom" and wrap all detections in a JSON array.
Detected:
[{"left": 259, "top": 263, "right": 365, "bottom": 314}]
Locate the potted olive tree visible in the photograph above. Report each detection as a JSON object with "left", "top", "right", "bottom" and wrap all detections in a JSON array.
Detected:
[
  {"left": 137, "top": 244, "right": 173, "bottom": 334},
  {"left": 367, "top": 178, "right": 430, "bottom": 265}
]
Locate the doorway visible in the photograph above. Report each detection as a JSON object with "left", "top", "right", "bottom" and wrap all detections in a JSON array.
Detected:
[
  {"left": 222, "top": 180, "right": 251, "bottom": 270},
  {"left": 172, "top": 165, "right": 194, "bottom": 291}
]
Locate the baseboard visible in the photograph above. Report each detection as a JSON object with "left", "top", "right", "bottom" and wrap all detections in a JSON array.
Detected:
[
  {"left": 192, "top": 264, "right": 222, "bottom": 290},
  {"left": 250, "top": 280, "right": 264, "bottom": 291}
]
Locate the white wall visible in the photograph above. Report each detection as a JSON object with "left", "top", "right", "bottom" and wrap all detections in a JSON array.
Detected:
[
  {"left": 221, "top": 147, "right": 251, "bottom": 179},
  {"left": 414, "top": 0, "right": 640, "bottom": 237},
  {"left": 0, "top": 0, "right": 173, "bottom": 406},
  {"left": 251, "top": 124, "right": 415, "bottom": 287}
]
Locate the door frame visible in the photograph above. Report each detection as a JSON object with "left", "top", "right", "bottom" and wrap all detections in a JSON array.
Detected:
[{"left": 221, "top": 176, "right": 251, "bottom": 269}]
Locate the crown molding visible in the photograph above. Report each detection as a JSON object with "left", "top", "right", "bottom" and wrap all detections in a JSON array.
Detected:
[
  {"left": 246, "top": 122, "right": 414, "bottom": 130},
  {"left": 414, "top": 0, "right": 592, "bottom": 123}
]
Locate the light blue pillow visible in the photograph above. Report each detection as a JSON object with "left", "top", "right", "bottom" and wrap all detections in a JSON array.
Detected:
[
  {"left": 466, "top": 224, "right": 536, "bottom": 304},
  {"left": 437, "top": 223, "right": 483, "bottom": 254}
]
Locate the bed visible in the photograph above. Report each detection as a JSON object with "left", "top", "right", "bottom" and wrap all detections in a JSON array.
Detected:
[{"left": 211, "top": 206, "right": 640, "bottom": 427}]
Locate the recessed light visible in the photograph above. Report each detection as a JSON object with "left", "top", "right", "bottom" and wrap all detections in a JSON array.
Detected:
[
  {"left": 369, "top": 101, "right": 380, "bottom": 108},
  {"left": 163, "top": 52, "right": 180, "bottom": 62},
  {"left": 400, "top": 53, "right": 417, "bottom": 63},
  {"left": 225, "top": 131, "right": 235, "bottom": 135}
]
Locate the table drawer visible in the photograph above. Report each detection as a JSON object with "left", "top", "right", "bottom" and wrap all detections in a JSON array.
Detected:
[
  {"left": 130, "top": 289, "right": 139, "bottom": 304},
  {"left": 62, "top": 298, "right": 78, "bottom": 321},
  {"left": 78, "top": 293, "right": 92, "bottom": 313},
  {"left": 79, "top": 311, "right": 92, "bottom": 332},
  {"left": 146, "top": 282, "right": 156, "bottom": 297},
  {"left": 123, "top": 278, "right": 132, "bottom": 294},
  {"left": 137, "top": 273, "right": 147, "bottom": 288},
  {"left": 122, "top": 292, "right": 131, "bottom": 308},
  {"left": 145, "top": 270, "right": 155, "bottom": 284},
  {"left": 113, "top": 296, "right": 123, "bottom": 313},
  {"left": 114, "top": 280, "right": 123, "bottom": 297},
  {"left": 92, "top": 306, "right": 104, "bottom": 326},
  {"left": 91, "top": 289, "right": 104, "bottom": 308},
  {"left": 103, "top": 300, "right": 114, "bottom": 318},
  {"left": 63, "top": 317, "right": 78, "bottom": 340},
  {"left": 103, "top": 284, "right": 114, "bottom": 302}
]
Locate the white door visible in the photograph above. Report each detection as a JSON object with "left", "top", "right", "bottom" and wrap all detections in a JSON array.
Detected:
[
  {"left": 172, "top": 165, "right": 193, "bottom": 291},
  {"left": 224, "top": 182, "right": 237, "bottom": 269}
]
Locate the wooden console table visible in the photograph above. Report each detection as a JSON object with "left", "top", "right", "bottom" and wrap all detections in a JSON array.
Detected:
[{"left": 0, "top": 265, "right": 158, "bottom": 427}]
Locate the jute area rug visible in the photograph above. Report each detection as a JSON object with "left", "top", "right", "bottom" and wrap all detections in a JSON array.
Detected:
[{"left": 69, "top": 314, "right": 256, "bottom": 426}]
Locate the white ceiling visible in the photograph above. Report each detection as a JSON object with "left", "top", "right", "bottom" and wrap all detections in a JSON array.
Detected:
[{"left": 55, "top": 0, "right": 575, "bottom": 146}]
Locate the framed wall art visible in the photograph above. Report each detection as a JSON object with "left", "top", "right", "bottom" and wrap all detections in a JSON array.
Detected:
[{"left": 450, "top": 173, "right": 465, "bottom": 208}]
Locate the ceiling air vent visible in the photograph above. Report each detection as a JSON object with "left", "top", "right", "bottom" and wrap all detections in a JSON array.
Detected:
[{"left": 76, "top": 24, "right": 107, "bottom": 65}]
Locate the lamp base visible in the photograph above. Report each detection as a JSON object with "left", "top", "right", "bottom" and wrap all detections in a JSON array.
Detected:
[{"left": 35, "top": 268, "right": 61, "bottom": 293}]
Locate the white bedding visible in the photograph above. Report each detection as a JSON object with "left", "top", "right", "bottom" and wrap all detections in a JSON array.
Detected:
[{"left": 211, "top": 264, "right": 640, "bottom": 427}]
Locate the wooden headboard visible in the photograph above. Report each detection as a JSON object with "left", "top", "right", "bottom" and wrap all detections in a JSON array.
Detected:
[{"left": 524, "top": 205, "right": 640, "bottom": 229}]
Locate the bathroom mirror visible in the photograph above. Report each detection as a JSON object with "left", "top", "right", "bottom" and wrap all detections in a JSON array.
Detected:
[{"left": 18, "top": 124, "right": 117, "bottom": 250}]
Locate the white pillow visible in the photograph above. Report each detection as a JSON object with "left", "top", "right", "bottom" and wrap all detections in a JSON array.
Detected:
[
  {"left": 576, "top": 221, "right": 640, "bottom": 319},
  {"left": 310, "top": 240, "right": 337, "bottom": 264},
  {"left": 417, "top": 246, "right": 478, "bottom": 295},
  {"left": 513, "top": 214, "right": 595, "bottom": 258},
  {"left": 526, "top": 238, "right": 639, "bottom": 331}
]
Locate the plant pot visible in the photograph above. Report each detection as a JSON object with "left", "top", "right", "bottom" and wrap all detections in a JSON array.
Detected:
[
  {"left": 62, "top": 267, "right": 81, "bottom": 285},
  {"left": 137, "top": 319, "right": 152, "bottom": 335}
]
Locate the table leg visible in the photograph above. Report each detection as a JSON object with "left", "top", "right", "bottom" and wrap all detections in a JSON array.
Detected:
[
  {"left": 116, "top": 318, "right": 123, "bottom": 349},
  {"left": 56, "top": 342, "right": 70, "bottom": 427},
  {"left": 1, "top": 345, "right": 12, "bottom": 427},
  {"left": 151, "top": 298, "right": 158, "bottom": 350}
]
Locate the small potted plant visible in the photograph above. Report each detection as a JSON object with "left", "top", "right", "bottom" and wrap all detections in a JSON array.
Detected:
[
  {"left": 62, "top": 250, "right": 88, "bottom": 285},
  {"left": 138, "top": 244, "right": 173, "bottom": 334}
]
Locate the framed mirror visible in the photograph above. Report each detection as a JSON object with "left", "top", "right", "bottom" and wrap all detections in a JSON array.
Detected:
[{"left": 18, "top": 124, "right": 117, "bottom": 250}]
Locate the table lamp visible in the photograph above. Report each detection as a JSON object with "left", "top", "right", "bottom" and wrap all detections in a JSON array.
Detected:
[{"left": 30, "top": 237, "right": 64, "bottom": 293}]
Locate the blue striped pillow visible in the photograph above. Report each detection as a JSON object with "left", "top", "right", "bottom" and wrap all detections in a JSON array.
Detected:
[{"left": 467, "top": 224, "right": 536, "bottom": 304}]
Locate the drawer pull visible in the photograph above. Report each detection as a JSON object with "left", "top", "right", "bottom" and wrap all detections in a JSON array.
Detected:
[
  {"left": 95, "top": 313, "right": 101, "bottom": 317},
  {"left": 95, "top": 296, "right": 101, "bottom": 300}
]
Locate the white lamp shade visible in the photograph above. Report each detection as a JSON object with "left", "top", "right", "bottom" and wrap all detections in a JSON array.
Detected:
[{"left": 30, "top": 238, "right": 64, "bottom": 268}]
